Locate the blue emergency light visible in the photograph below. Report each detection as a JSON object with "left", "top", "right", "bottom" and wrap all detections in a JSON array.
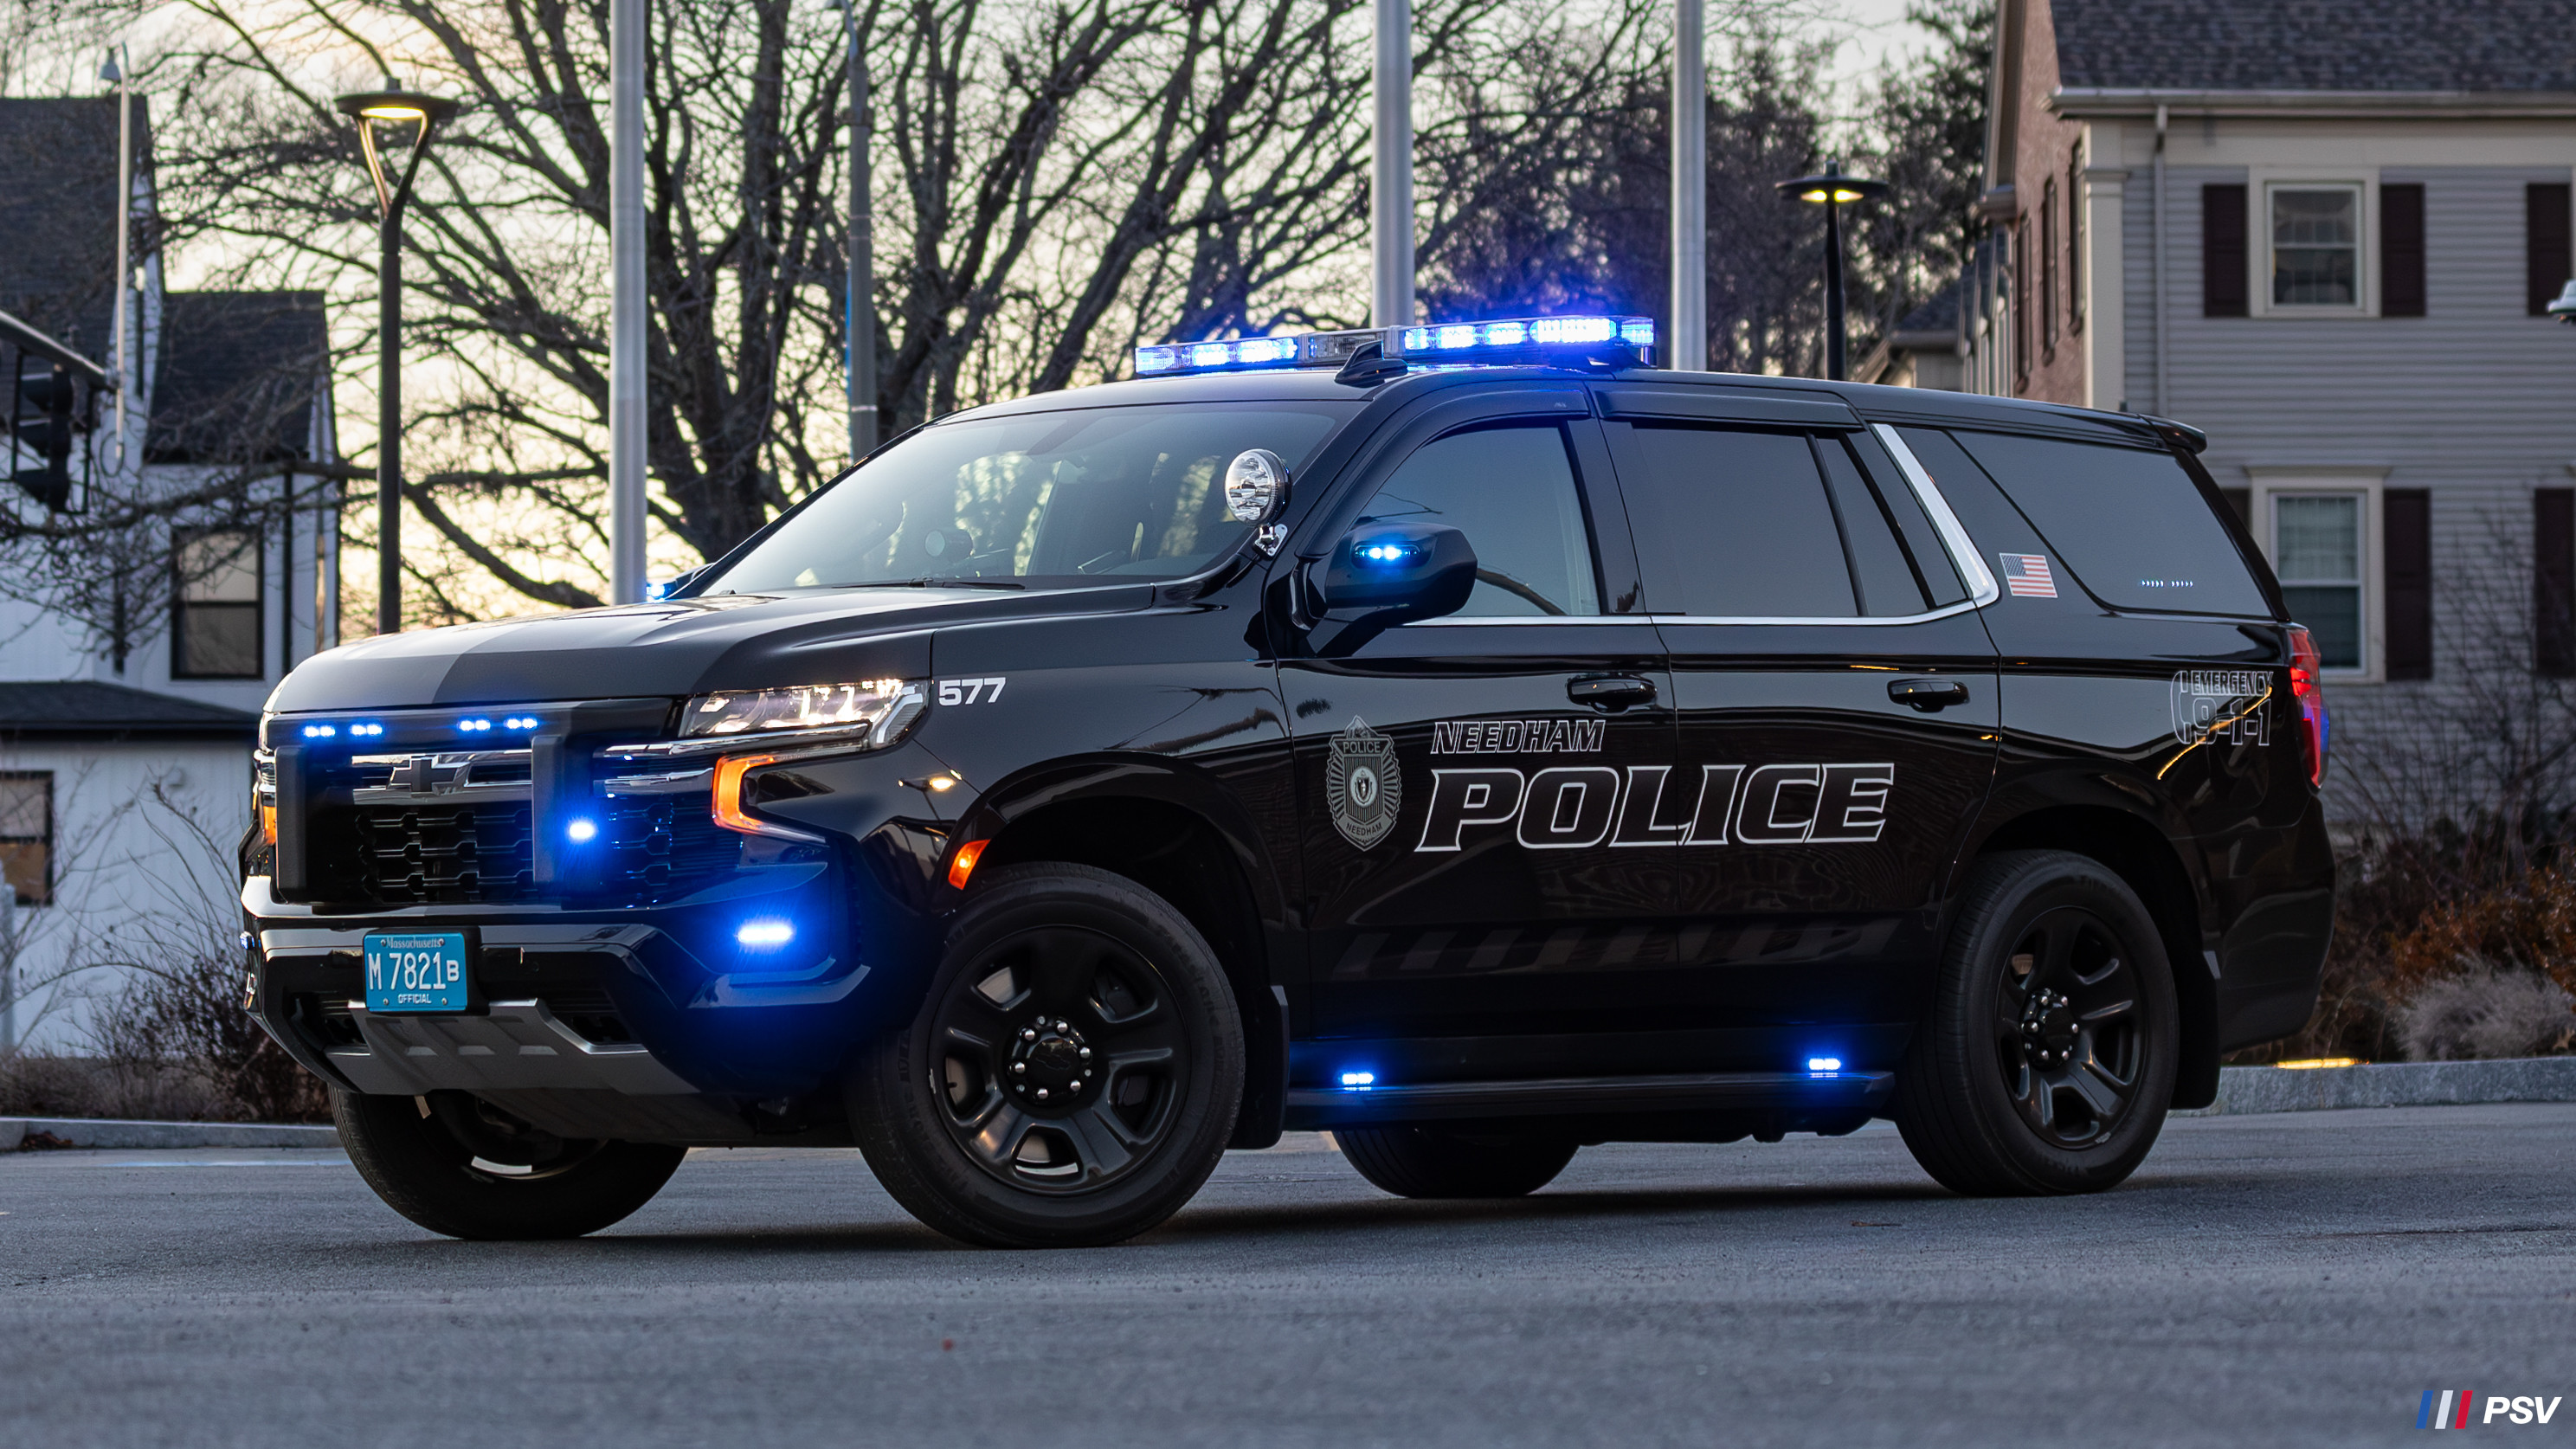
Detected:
[{"left": 1132, "top": 314, "right": 1654, "bottom": 378}]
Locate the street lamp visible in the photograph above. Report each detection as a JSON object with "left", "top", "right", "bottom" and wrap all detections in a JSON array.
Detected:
[
  {"left": 1774, "top": 159, "right": 1888, "bottom": 382},
  {"left": 334, "top": 88, "right": 459, "bottom": 635}
]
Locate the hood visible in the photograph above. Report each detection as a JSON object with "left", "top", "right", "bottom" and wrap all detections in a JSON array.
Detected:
[{"left": 265, "top": 584, "right": 1156, "bottom": 715}]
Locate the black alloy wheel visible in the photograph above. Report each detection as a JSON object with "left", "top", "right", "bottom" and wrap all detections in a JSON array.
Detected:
[
  {"left": 1994, "top": 907, "right": 2147, "bottom": 1148},
  {"left": 850, "top": 863, "right": 1242, "bottom": 1248},
  {"left": 928, "top": 924, "right": 1188, "bottom": 1193},
  {"left": 1896, "top": 849, "right": 2179, "bottom": 1197}
]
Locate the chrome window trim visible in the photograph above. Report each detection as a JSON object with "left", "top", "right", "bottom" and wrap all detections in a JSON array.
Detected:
[
  {"left": 1410, "top": 598, "right": 1987, "bottom": 628},
  {"left": 1870, "top": 422, "right": 2001, "bottom": 607}
]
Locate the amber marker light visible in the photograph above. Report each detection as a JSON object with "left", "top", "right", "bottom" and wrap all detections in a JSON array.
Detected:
[
  {"left": 261, "top": 804, "right": 278, "bottom": 845},
  {"left": 712, "top": 754, "right": 780, "bottom": 835},
  {"left": 948, "top": 839, "right": 991, "bottom": 889},
  {"left": 2272, "top": 1058, "right": 2360, "bottom": 1070}
]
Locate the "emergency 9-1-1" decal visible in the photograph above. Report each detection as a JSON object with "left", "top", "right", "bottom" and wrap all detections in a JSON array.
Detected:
[{"left": 1414, "top": 762, "right": 1893, "bottom": 853}]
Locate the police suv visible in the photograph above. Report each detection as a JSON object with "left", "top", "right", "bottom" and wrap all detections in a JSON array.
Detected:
[{"left": 245, "top": 316, "right": 2335, "bottom": 1246}]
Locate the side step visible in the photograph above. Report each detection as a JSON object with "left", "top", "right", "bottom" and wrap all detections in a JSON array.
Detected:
[{"left": 1282, "top": 1069, "right": 1894, "bottom": 1129}]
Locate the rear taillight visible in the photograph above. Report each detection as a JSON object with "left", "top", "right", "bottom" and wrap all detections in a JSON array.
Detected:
[{"left": 2287, "top": 625, "right": 2328, "bottom": 787}]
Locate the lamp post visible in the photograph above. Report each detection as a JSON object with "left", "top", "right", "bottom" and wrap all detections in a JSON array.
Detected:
[
  {"left": 334, "top": 88, "right": 458, "bottom": 636},
  {"left": 1774, "top": 160, "right": 1888, "bottom": 381}
]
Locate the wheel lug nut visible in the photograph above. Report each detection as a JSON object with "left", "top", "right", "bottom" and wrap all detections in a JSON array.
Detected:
[
  {"left": 1021, "top": 1028, "right": 1036, "bottom": 1040},
  {"left": 1079, "top": 1046, "right": 1091, "bottom": 1059},
  {"left": 1011, "top": 1062, "right": 1025, "bottom": 1074},
  {"left": 1035, "top": 1088, "right": 1049, "bottom": 1100},
  {"left": 1054, "top": 1020, "right": 1068, "bottom": 1031}
]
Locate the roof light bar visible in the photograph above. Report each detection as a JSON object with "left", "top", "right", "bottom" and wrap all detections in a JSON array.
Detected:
[{"left": 1130, "top": 315, "right": 1654, "bottom": 378}]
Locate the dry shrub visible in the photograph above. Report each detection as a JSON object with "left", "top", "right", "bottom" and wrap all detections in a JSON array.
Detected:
[
  {"left": 79, "top": 950, "right": 331, "bottom": 1123},
  {"left": 2394, "top": 959, "right": 2576, "bottom": 1061}
]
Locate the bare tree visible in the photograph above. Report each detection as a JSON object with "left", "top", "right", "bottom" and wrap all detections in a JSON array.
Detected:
[{"left": 29, "top": 0, "right": 1512, "bottom": 619}]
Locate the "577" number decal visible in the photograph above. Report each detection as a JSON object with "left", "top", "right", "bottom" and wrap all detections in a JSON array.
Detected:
[{"left": 937, "top": 676, "right": 1007, "bottom": 705}]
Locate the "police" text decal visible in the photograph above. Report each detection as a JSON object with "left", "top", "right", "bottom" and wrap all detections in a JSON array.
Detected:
[{"left": 1415, "top": 763, "right": 1893, "bottom": 853}]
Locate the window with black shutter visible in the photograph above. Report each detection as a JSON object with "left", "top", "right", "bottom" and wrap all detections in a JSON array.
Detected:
[
  {"left": 2528, "top": 183, "right": 2571, "bottom": 317},
  {"left": 2068, "top": 155, "right": 2084, "bottom": 333},
  {"left": 2381, "top": 183, "right": 2425, "bottom": 317},
  {"left": 2385, "top": 488, "right": 2431, "bottom": 679},
  {"left": 2537, "top": 488, "right": 2575, "bottom": 677},
  {"left": 2204, "top": 184, "right": 2248, "bottom": 318}
]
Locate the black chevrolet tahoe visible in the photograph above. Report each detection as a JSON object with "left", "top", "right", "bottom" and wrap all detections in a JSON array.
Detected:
[{"left": 243, "top": 317, "right": 2336, "bottom": 1247}]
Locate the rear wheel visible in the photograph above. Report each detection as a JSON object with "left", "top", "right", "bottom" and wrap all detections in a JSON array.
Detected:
[
  {"left": 1337, "top": 1124, "right": 1576, "bottom": 1199},
  {"left": 848, "top": 864, "right": 1243, "bottom": 1248},
  {"left": 1896, "top": 849, "right": 2179, "bottom": 1196},
  {"left": 334, "top": 1089, "right": 686, "bottom": 1240}
]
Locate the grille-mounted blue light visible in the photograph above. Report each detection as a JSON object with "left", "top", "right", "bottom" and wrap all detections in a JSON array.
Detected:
[
  {"left": 350, "top": 723, "right": 385, "bottom": 737},
  {"left": 458, "top": 717, "right": 493, "bottom": 733},
  {"left": 299, "top": 724, "right": 336, "bottom": 739},
  {"left": 564, "top": 817, "right": 600, "bottom": 843},
  {"left": 1339, "top": 1070, "right": 1376, "bottom": 1090},
  {"left": 1806, "top": 1056, "right": 1843, "bottom": 1073},
  {"left": 503, "top": 716, "right": 540, "bottom": 731},
  {"left": 1131, "top": 315, "right": 1652, "bottom": 378}
]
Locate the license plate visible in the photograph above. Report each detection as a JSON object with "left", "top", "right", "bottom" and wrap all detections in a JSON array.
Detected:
[{"left": 364, "top": 931, "right": 471, "bottom": 1014}]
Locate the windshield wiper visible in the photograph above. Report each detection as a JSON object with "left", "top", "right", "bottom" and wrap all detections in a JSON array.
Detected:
[{"left": 856, "top": 576, "right": 1027, "bottom": 590}]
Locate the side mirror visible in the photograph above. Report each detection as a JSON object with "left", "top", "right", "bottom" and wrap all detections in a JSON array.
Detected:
[{"left": 1315, "top": 522, "right": 1478, "bottom": 626}]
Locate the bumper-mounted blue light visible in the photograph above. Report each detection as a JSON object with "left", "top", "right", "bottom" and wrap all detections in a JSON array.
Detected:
[
  {"left": 1806, "top": 1056, "right": 1843, "bottom": 1073},
  {"left": 1339, "top": 1070, "right": 1376, "bottom": 1090},
  {"left": 737, "top": 918, "right": 795, "bottom": 950}
]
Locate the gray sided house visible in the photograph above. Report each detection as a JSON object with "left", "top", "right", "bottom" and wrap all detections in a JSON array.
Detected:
[
  {"left": 1873, "top": 0, "right": 2576, "bottom": 821},
  {"left": 0, "top": 96, "right": 342, "bottom": 1048}
]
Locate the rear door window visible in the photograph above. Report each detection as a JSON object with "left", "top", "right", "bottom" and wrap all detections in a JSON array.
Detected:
[
  {"left": 1614, "top": 425, "right": 1856, "bottom": 617},
  {"left": 1944, "top": 429, "right": 2268, "bottom": 615}
]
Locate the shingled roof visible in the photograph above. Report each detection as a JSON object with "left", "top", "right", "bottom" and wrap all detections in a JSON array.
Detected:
[
  {"left": 0, "top": 680, "right": 255, "bottom": 740},
  {"left": 2051, "top": 0, "right": 2576, "bottom": 93},
  {"left": 0, "top": 97, "right": 152, "bottom": 363},
  {"left": 146, "top": 291, "right": 329, "bottom": 464}
]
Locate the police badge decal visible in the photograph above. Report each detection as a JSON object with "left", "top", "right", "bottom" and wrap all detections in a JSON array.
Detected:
[{"left": 1326, "top": 717, "right": 1401, "bottom": 848}]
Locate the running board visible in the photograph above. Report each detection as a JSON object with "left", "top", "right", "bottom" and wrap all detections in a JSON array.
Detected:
[{"left": 1282, "top": 1069, "right": 1894, "bottom": 1129}]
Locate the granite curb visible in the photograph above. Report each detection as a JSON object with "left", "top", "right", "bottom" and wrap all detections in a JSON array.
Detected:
[
  {"left": 2176, "top": 1056, "right": 2576, "bottom": 1116},
  {"left": 2, "top": 1117, "right": 341, "bottom": 1150}
]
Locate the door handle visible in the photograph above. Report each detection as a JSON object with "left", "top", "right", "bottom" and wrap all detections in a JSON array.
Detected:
[
  {"left": 1568, "top": 674, "right": 1657, "bottom": 711},
  {"left": 1889, "top": 678, "right": 1970, "bottom": 712}
]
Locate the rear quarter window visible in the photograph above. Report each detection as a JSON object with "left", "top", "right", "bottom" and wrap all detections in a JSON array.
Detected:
[{"left": 1944, "top": 429, "right": 2269, "bottom": 615}]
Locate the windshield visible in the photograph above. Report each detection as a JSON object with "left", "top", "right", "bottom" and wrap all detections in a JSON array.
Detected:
[{"left": 708, "top": 402, "right": 1358, "bottom": 593}]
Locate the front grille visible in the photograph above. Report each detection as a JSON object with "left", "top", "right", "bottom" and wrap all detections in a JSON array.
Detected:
[
  {"left": 353, "top": 802, "right": 538, "bottom": 905},
  {"left": 602, "top": 795, "right": 748, "bottom": 895}
]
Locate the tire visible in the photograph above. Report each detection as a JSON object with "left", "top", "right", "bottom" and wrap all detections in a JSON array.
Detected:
[
  {"left": 1896, "top": 849, "right": 2180, "bottom": 1196},
  {"left": 334, "top": 1089, "right": 686, "bottom": 1240},
  {"left": 1336, "top": 1124, "right": 1577, "bottom": 1199},
  {"left": 848, "top": 863, "right": 1244, "bottom": 1248}
]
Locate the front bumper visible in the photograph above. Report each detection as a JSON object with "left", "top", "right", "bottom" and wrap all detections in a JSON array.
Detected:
[{"left": 244, "top": 828, "right": 945, "bottom": 1143}]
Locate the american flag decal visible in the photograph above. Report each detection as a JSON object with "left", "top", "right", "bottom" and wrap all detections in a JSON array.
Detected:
[{"left": 1999, "top": 553, "right": 2058, "bottom": 598}]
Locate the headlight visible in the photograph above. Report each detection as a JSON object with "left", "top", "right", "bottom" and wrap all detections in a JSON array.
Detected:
[{"left": 680, "top": 679, "right": 926, "bottom": 747}]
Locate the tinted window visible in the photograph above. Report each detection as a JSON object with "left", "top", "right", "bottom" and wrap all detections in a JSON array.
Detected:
[
  {"left": 1617, "top": 424, "right": 1855, "bottom": 617},
  {"left": 711, "top": 403, "right": 1354, "bottom": 592},
  {"left": 1947, "top": 430, "right": 2268, "bottom": 615},
  {"left": 1816, "top": 435, "right": 1930, "bottom": 616},
  {"left": 1849, "top": 430, "right": 1969, "bottom": 606},
  {"left": 1360, "top": 424, "right": 1601, "bottom": 616}
]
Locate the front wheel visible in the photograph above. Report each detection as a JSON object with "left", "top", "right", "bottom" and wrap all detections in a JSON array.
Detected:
[
  {"left": 335, "top": 1089, "right": 686, "bottom": 1240},
  {"left": 848, "top": 864, "right": 1243, "bottom": 1248},
  {"left": 1896, "top": 849, "right": 2180, "bottom": 1196}
]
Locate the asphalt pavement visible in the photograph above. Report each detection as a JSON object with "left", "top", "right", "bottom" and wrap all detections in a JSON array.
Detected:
[{"left": 4, "top": 1104, "right": 2572, "bottom": 1448}]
